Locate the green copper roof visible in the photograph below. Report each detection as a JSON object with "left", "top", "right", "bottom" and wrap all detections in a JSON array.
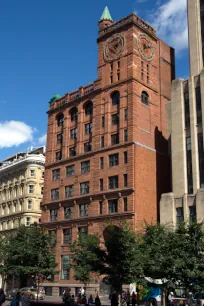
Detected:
[
  {"left": 49, "top": 94, "right": 61, "bottom": 104},
  {"left": 100, "top": 6, "right": 113, "bottom": 21}
]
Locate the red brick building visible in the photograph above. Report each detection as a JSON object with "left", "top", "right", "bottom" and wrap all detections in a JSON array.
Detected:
[{"left": 41, "top": 7, "right": 175, "bottom": 297}]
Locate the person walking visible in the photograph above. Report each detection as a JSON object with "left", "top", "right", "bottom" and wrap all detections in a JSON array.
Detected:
[
  {"left": 95, "top": 294, "right": 101, "bottom": 306},
  {"left": 0, "top": 289, "right": 5, "bottom": 306},
  {"left": 111, "top": 291, "right": 118, "bottom": 306},
  {"left": 132, "top": 291, "right": 137, "bottom": 306},
  {"left": 63, "top": 289, "right": 71, "bottom": 306},
  {"left": 88, "top": 295, "right": 94, "bottom": 306},
  {"left": 126, "top": 290, "right": 130, "bottom": 306},
  {"left": 21, "top": 292, "right": 29, "bottom": 306}
]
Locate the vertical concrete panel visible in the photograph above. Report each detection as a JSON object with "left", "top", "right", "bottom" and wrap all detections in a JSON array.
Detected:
[{"left": 171, "top": 79, "right": 187, "bottom": 196}]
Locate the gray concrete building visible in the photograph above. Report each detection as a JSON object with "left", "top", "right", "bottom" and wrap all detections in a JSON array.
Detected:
[{"left": 160, "top": 0, "right": 204, "bottom": 225}]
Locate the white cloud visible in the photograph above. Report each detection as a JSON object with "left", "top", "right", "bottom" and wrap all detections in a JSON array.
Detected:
[
  {"left": 149, "top": 0, "right": 188, "bottom": 53},
  {"left": 0, "top": 121, "right": 35, "bottom": 148},
  {"left": 38, "top": 134, "right": 47, "bottom": 145}
]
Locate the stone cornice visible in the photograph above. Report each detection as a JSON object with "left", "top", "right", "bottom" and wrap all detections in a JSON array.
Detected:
[
  {"left": 0, "top": 154, "right": 45, "bottom": 174},
  {"left": 40, "top": 211, "right": 135, "bottom": 227}
]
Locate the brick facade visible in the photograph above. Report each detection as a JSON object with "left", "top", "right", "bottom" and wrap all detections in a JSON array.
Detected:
[{"left": 41, "top": 12, "right": 175, "bottom": 297}]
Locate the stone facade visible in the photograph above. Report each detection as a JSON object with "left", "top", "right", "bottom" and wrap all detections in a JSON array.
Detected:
[
  {"left": 160, "top": 0, "right": 204, "bottom": 226},
  {"left": 41, "top": 10, "right": 174, "bottom": 297},
  {"left": 0, "top": 148, "right": 45, "bottom": 232}
]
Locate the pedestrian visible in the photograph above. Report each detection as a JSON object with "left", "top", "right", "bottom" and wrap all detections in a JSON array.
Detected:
[
  {"left": 0, "top": 289, "right": 5, "bottom": 306},
  {"left": 88, "top": 295, "right": 94, "bottom": 306},
  {"left": 63, "top": 289, "right": 71, "bottom": 306},
  {"left": 95, "top": 294, "right": 101, "bottom": 306},
  {"left": 111, "top": 291, "right": 118, "bottom": 306},
  {"left": 70, "top": 295, "right": 75, "bottom": 306},
  {"left": 168, "top": 292, "right": 174, "bottom": 306},
  {"left": 126, "top": 290, "right": 130, "bottom": 306},
  {"left": 132, "top": 291, "right": 136, "bottom": 306},
  {"left": 21, "top": 292, "right": 29, "bottom": 306},
  {"left": 15, "top": 292, "right": 21, "bottom": 306}
]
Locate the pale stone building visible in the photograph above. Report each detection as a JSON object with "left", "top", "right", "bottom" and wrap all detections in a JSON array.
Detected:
[
  {"left": 160, "top": 0, "right": 204, "bottom": 225},
  {"left": 0, "top": 147, "right": 45, "bottom": 233}
]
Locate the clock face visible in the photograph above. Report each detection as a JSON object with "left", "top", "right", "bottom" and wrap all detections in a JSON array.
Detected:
[
  {"left": 137, "top": 33, "right": 155, "bottom": 61},
  {"left": 104, "top": 33, "right": 125, "bottom": 62}
]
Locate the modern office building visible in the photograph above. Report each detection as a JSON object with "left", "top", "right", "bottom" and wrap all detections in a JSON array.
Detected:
[
  {"left": 0, "top": 147, "right": 45, "bottom": 233},
  {"left": 160, "top": 0, "right": 204, "bottom": 225},
  {"left": 41, "top": 7, "right": 175, "bottom": 296}
]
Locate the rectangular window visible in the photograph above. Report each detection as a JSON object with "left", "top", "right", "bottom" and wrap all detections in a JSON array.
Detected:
[
  {"left": 102, "top": 116, "right": 105, "bottom": 128},
  {"left": 101, "top": 136, "right": 104, "bottom": 148},
  {"left": 50, "top": 209, "right": 58, "bottom": 222},
  {"left": 66, "top": 165, "right": 74, "bottom": 177},
  {"left": 79, "top": 204, "right": 88, "bottom": 217},
  {"left": 70, "top": 128, "right": 78, "bottom": 139},
  {"left": 52, "top": 169, "right": 60, "bottom": 181},
  {"left": 57, "top": 134, "right": 63, "bottom": 144},
  {"left": 198, "top": 133, "right": 204, "bottom": 187},
  {"left": 124, "top": 151, "right": 128, "bottom": 164},
  {"left": 29, "top": 185, "right": 34, "bottom": 194},
  {"left": 184, "top": 92, "right": 190, "bottom": 128},
  {"left": 124, "top": 129, "right": 128, "bottom": 142},
  {"left": 64, "top": 207, "right": 72, "bottom": 220},
  {"left": 124, "top": 174, "right": 128, "bottom": 187},
  {"left": 51, "top": 189, "right": 59, "bottom": 201},
  {"left": 65, "top": 185, "right": 74, "bottom": 198},
  {"left": 108, "top": 176, "right": 118, "bottom": 189},
  {"left": 30, "top": 170, "right": 35, "bottom": 177},
  {"left": 112, "top": 113, "right": 119, "bottom": 125},
  {"left": 78, "top": 227, "right": 88, "bottom": 234},
  {"left": 56, "top": 151, "right": 62, "bottom": 161},
  {"left": 80, "top": 182, "right": 89, "bottom": 195},
  {"left": 196, "top": 86, "right": 202, "bottom": 124},
  {"left": 99, "top": 201, "right": 103, "bottom": 215},
  {"left": 147, "top": 75, "right": 149, "bottom": 84},
  {"left": 111, "top": 133, "right": 119, "bottom": 145},
  {"left": 141, "top": 72, "right": 144, "bottom": 81},
  {"left": 124, "top": 197, "right": 128, "bottom": 212},
  {"left": 110, "top": 75, "right": 113, "bottom": 84},
  {"left": 69, "top": 147, "right": 76, "bottom": 157},
  {"left": 100, "top": 179, "right": 103, "bottom": 191},
  {"left": 49, "top": 230, "right": 56, "bottom": 245},
  {"left": 108, "top": 199, "right": 118, "bottom": 214},
  {"left": 189, "top": 206, "right": 197, "bottom": 223},
  {"left": 63, "top": 228, "right": 72, "bottom": 244},
  {"left": 176, "top": 207, "right": 184, "bottom": 224},
  {"left": 84, "top": 123, "right": 92, "bottom": 135},
  {"left": 81, "top": 161, "right": 90, "bottom": 174},
  {"left": 26, "top": 217, "right": 31, "bottom": 226},
  {"left": 109, "top": 153, "right": 119, "bottom": 167},
  {"left": 117, "top": 61, "right": 120, "bottom": 69},
  {"left": 61, "top": 256, "right": 69, "bottom": 280},
  {"left": 117, "top": 73, "right": 120, "bottom": 81},
  {"left": 124, "top": 109, "right": 128, "bottom": 121},
  {"left": 42, "top": 171, "right": 44, "bottom": 178},
  {"left": 110, "top": 63, "right": 113, "bottom": 71},
  {"left": 84, "top": 142, "right": 92, "bottom": 152},
  {"left": 41, "top": 187, "right": 44, "bottom": 195},
  {"left": 100, "top": 157, "right": 104, "bottom": 169},
  {"left": 186, "top": 137, "right": 193, "bottom": 194}
]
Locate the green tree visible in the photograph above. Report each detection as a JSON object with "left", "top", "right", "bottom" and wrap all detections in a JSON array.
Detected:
[
  {"left": 70, "top": 223, "right": 143, "bottom": 293},
  {"left": 3, "top": 225, "right": 58, "bottom": 287}
]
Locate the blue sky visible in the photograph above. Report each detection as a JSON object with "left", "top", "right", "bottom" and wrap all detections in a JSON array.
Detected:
[{"left": 0, "top": 0, "right": 188, "bottom": 160}]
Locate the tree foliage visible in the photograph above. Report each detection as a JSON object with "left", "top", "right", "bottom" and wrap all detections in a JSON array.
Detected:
[
  {"left": 70, "top": 223, "right": 143, "bottom": 291},
  {"left": 70, "top": 221, "right": 204, "bottom": 294},
  {"left": 1, "top": 225, "right": 58, "bottom": 287}
]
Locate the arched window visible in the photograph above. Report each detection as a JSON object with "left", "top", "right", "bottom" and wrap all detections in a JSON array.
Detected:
[
  {"left": 84, "top": 101, "right": 93, "bottom": 116},
  {"left": 141, "top": 91, "right": 149, "bottom": 105},
  {"left": 56, "top": 113, "right": 64, "bottom": 127},
  {"left": 70, "top": 107, "right": 78, "bottom": 122},
  {"left": 111, "top": 91, "right": 120, "bottom": 106}
]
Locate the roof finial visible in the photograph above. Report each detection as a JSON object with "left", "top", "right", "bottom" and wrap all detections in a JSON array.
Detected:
[{"left": 100, "top": 6, "right": 113, "bottom": 22}]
